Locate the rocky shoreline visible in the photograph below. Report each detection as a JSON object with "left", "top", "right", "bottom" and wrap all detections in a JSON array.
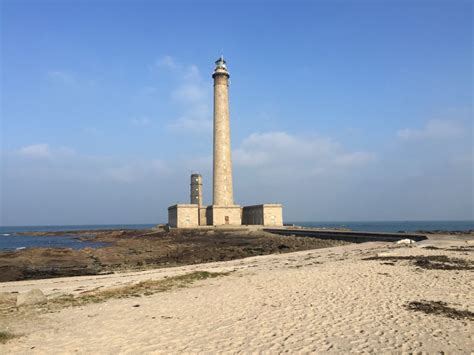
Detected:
[{"left": 0, "top": 228, "right": 349, "bottom": 282}]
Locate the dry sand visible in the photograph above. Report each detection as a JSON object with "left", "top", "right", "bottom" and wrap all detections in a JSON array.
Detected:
[{"left": 1, "top": 237, "right": 473, "bottom": 353}]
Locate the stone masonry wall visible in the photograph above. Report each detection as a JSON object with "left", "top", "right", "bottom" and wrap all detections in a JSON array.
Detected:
[
  {"left": 242, "top": 204, "right": 283, "bottom": 226},
  {"left": 211, "top": 205, "right": 241, "bottom": 226},
  {"left": 168, "top": 204, "right": 199, "bottom": 228}
]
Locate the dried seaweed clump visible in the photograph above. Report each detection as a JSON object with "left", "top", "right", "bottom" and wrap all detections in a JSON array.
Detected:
[{"left": 406, "top": 300, "right": 474, "bottom": 321}]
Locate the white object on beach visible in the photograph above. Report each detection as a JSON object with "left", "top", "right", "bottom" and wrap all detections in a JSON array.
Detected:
[
  {"left": 396, "top": 239, "right": 415, "bottom": 245},
  {"left": 16, "top": 289, "right": 47, "bottom": 307}
]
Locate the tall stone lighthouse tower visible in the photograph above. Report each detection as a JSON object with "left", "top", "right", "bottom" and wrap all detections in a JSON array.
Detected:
[
  {"left": 167, "top": 56, "right": 282, "bottom": 228},
  {"left": 211, "top": 56, "right": 241, "bottom": 225},
  {"left": 212, "top": 56, "right": 233, "bottom": 206}
]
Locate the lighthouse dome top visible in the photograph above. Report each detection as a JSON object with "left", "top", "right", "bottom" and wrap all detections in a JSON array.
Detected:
[
  {"left": 213, "top": 55, "right": 229, "bottom": 78},
  {"left": 215, "top": 55, "right": 227, "bottom": 70}
]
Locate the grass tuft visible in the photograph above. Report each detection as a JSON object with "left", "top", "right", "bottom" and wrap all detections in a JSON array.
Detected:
[{"left": 50, "top": 271, "right": 229, "bottom": 308}]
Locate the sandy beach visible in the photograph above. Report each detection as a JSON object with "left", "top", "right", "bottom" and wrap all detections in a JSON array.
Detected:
[{"left": 1, "top": 235, "right": 473, "bottom": 353}]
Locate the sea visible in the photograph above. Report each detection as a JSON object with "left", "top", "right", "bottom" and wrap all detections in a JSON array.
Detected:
[
  {"left": 0, "top": 224, "right": 155, "bottom": 251},
  {"left": 0, "top": 221, "right": 472, "bottom": 251}
]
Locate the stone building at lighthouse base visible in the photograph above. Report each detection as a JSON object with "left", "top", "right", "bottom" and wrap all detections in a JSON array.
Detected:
[
  {"left": 168, "top": 202, "right": 283, "bottom": 228},
  {"left": 168, "top": 172, "right": 283, "bottom": 227}
]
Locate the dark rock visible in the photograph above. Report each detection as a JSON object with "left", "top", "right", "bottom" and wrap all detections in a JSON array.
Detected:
[{"left": 0, "top": 228, "right": 349, "bottom": 282}]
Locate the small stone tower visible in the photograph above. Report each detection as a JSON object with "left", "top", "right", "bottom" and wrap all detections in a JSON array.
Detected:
[{"left": 190, "top": 173, "right": 203, "bottom": 206}]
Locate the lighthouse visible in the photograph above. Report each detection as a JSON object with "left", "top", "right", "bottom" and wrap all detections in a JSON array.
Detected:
[
  {"left": 167, "top": 57, "right": 282, "bottom": 228},
  {"left": 212, "top": 56, "right": 234, "bottom": 207},
  {"left": 209, "top": 56, "right": 242, "bottom": 225}
]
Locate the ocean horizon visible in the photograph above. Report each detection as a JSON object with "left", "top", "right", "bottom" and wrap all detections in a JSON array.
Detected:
[
  {"left": 1, "top": 220, "right": 473, "bottom": 233},
  {"left": 0, "top": 220, "right": 472, "bottom": 251}
]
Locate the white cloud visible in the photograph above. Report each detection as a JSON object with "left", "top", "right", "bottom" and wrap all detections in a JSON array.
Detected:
[
  {"left": 104, "top": 165, "right": 136, "bottom": 183},
  {"left": 131, "top": 116, "right": 152, "bottom": 127},
  {"left": 47, "top": 70, "right": 76, "bottom": 85},
  {"left": 150, "top": 159, "right": 169, "bottom": 174},
  {"left": 183, "top": 64, "right": 201, "bottom": 82},
  {"left": 169, "top": 116, "right": 212, "bottom": 132},
  {"left": 97, "top": 159, "right": 172, "bottom": 183},
  {"left": 333, "top": 151, "right": 376, "bottom": 167},
  {"left": 171, "top": 83, "right": 208, "bottom": 103},
  {"left": 233, "top": 131, "right": 375, "bottom": 177},
  {"left": 154, "top": 56, "right": 212, "bottom": 133},
  {"left": 17, "top": 144, "right": 52, "bottom": 159},
  {"left": 154, "top": 55, "right": 177, "bottom": 70},
  {"left": 55, "top": 146, "right": 76, "bottom": 156},
  {"left": 397, "top": 119, "right": 465, "bottom": 140},
  {"left": 152, "top": 55, "right": 201, "bottom": 79},
  {"left": 168, "top": 102, "right": 212, "bottom": 133},
  {"left": 16, "top": 144, "right": 75, "bottom": 160},
  {"left": 12, "top": 144, "right": 171, "bottom": 184},
  {"left": 4, "top": 123, "right": 471, "bottom": 224}
]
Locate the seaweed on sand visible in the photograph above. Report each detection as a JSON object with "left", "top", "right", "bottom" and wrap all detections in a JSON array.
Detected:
[
  {"left": 362, "top": 255, "right": 473, "bottom": 271},
  {"left": 405, "top": 300, "right": 474, "bottom": 321}
]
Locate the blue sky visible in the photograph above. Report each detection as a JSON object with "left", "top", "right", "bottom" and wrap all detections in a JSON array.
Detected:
[{"left": 1, "top": 0, "right": 472, "bottom": 225}]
